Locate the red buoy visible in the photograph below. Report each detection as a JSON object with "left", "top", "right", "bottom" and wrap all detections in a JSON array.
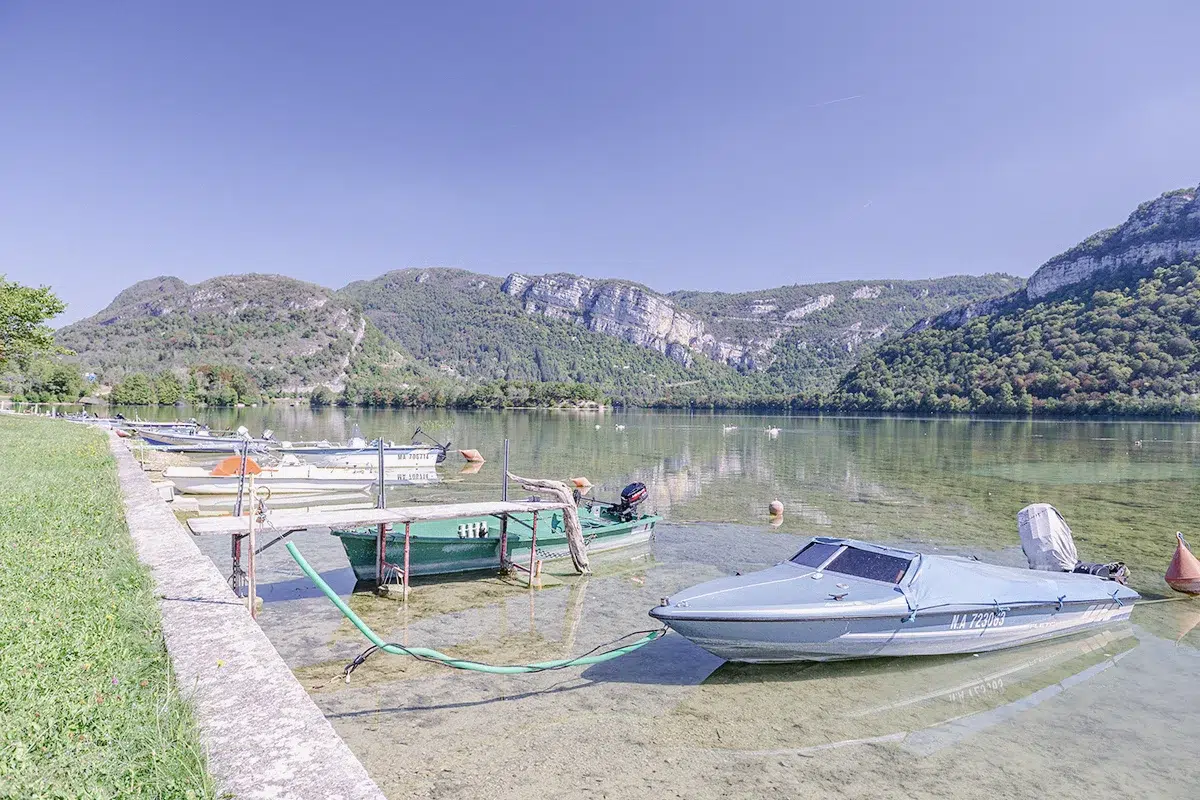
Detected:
[{"left": 1165, "top": 532, "right": 1200, "bottom": 594}]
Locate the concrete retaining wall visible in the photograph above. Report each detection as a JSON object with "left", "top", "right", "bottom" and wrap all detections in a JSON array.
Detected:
[{"left": 109, "top": 433, "right": 386, "bottom": 800}]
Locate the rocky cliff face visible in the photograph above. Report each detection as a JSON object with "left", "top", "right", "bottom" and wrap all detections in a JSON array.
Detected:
[
  {"left": 501, "top": 272, "right": 1018, "bottom": 374},
  {"left": 1027, "top": 187, "right": 1200, "bottom": 298},
  {"left": 914, "top": 185, "right": 1200, "bottom": 332},
  {"left": 501, "top": 272, "right": 734, "bottom": 367}
]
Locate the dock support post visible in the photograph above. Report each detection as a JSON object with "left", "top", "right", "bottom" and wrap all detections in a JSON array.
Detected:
[
  {"left": 230, "top": 436, "right": 251, "bottom": 596},
  {"left": 247, "top": 475, "right": 258, "bottom": 619},
  {"left": 375, "top": 526, "right": 386, "bottom": 584},
  {"left": 499, "top": 516, "right": 508, "bottom": 571},
  {"left": 499, "top": 438, "right": 511, "bottom": 571},
  {"left": 529, "top": 511, "right": 538, "bottom": 583},
  {"left": 375, "top": 435, "right": 389, "bottom": 587},
  {"left": 403, "top": 522, "right": 411, "bottom": 597}
]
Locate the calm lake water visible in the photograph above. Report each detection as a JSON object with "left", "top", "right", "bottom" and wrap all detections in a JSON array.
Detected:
[{"left": 133, "top": 407, "right": 1200, "bottom": 799}]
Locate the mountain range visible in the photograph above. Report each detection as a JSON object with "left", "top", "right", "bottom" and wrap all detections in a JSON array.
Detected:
[
  {"left": 54, "top": 182, "right": 1200, "bottom": 413},
  {"left": 57, "top": 266, "right": 1018, "bottom": 404}
]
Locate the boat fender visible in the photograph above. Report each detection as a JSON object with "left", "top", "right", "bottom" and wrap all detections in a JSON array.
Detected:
[{"left": 1165, "top": 532, "right": 1200, "bottom": 594}]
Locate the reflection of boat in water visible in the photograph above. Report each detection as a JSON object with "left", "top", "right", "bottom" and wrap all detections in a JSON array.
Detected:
[
  {"left": 652, "top": 529, "right": 1138, "bottom": 662},
  {"left": 655, "top": 628, "right": 1137, "bottom": 755}
]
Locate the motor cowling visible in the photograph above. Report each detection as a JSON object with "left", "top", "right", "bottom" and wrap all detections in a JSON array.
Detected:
[{"left": 613, "top": 482, "right": 648, "bottom": 521}]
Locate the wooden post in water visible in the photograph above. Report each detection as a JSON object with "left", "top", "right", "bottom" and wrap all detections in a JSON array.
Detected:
[
  {"left": 529, "top": 511, "right": 538, "bottom": 584},
  {"left": 498, "top": 439, "right": 509, "bottom": 570},
  {"left": 375, "top": 436, "right": 388, "bottom": 585},
  {"left": 231, "top": 436, "right": 251, "bottom": 596},
  {"left": 247, "top": 475, "right": 258, "bottom": 619},
  {"left": 402, "top": 521, "right": 411, "bottom": 598}
]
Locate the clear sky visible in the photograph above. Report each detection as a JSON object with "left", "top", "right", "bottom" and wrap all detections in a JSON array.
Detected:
[{"left": 1, "top": 2, "right": 1197, "bottom": 324}]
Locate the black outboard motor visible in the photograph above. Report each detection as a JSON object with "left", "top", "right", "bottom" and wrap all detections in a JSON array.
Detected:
[{"left": 612, "top": 482, "right": 648, "bottom": 522}]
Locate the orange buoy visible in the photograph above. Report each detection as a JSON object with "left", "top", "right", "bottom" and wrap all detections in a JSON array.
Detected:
[
  {"left": 211, "top": 455, "right": 262, "bottom": 477},
  {"left": 459, "top": 449, "right": 485, "bottom": 463},
  {"left": 1165, "top": 532, "right": 1200, "bottom": 594},
  {"left": 571, "top": 477, "right": 592, "bottom": 489}
]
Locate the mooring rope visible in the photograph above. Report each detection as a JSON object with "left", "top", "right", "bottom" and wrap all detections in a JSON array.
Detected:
[{"left": 285, "top": 542, "right": 667, "bottom": 678}]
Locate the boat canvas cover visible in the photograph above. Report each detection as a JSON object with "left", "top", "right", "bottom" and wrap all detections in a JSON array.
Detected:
[
  {"left": 1017, "top": 503, "right": 1078, "bottom": 572},
  {"left": 905, "top": 553, "right": 1092, "bottom": 613}
]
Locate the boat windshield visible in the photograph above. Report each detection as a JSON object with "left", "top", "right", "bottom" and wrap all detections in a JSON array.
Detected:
[
  {"left": 825, "top": 547, "right": 912, "bottom": 584},
  {"left": 790, "top": 541, "right": 842, "bottom": 569}
]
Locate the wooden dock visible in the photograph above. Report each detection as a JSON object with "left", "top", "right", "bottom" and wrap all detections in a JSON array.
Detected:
[
  {"left": 186, "top": 500, "right": 569, "bottom": 536},
  {"left": 187, "top": 499, "right": 572, "bottom": 602}
]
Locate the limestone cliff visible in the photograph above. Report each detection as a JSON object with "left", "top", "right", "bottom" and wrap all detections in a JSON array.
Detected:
[
  {"left": 500, "top": 273, "right": 724, "bottom": 367},
  {"left": 1028, "top": 187, "right": 1199, "bottom": 299},
  {"left": 502, "top": 271, "right": 1019, "bottom": 374},
  {"left": 914, "top": 185, "right": 1200, "bottom": 332}
]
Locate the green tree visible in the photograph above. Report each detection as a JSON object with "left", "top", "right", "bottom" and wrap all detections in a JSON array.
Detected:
[
  {"left": 110, "top": 373, "right": 157, "bottom": 405},
  {"left": 155, "top": 372, "right": 185, "bottom": 405},
  {"left": 1, "top": 276, "right": 66, "bottom": 368},
  {"left": 309, "top": 386, "right": 334, "bottom": 407}
]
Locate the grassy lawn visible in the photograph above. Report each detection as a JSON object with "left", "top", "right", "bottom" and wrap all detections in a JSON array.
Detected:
[{"left": 0, "top": 416, "right": 215, "bottom": 799}]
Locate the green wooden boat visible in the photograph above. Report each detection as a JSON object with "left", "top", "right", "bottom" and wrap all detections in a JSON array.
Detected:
[{"left": 332, "top": 503, "right": 661, "bottom": 581}]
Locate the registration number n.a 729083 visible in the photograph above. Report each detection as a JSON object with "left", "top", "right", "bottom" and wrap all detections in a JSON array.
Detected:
[{"left": 948, "top": 610, "right": 1006, "bottom": 630}]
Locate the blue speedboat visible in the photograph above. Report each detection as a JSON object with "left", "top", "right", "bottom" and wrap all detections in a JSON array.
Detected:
[{"left": 651, "top": 532, "right": 1138, "bottom": 663}]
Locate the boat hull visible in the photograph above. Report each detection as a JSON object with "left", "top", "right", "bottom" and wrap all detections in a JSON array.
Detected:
[
  {"left": 650, "top": 600, "right": 1135, "bottom": 662},
  {"left": 163, "top": 466, "right": 437, "bottom": 495},
  {"left": 280, "top": 447, "right": 441, "bottom": 468},
  {"left": 135, "top": 429, "right": 263, "bottom": 452},
  {"left": 334, "top": 512, "right": 659, "bottom": 580},
  {"left": 168, "top": 475, "right": 378, "bottom": 495}
]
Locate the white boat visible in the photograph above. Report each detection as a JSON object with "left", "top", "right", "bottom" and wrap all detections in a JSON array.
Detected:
[
  {"left": 272, "top": 441, "right": 442, "bottom": 467},
  {"left": 163, "top": 464, "right": 440, "bottom": 495},
  {"left": 651, "top": 506, "right": 1137, "bottom": 662},
  {"left": 133, "top": 427, "right": 266, "bottom": 452}
]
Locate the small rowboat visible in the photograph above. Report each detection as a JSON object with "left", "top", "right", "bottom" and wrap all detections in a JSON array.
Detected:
[
  {"left": 163, "top": 458, "right": 439, "bottom": 495},
  {"left": 332, "top": 504, "right": 660, "bottom": 581},
  {"left": 651, "top": 535, "right": 1138, "bottom": 663},
  {"left": 132, "top": 427, "right": 267, "bottom": 452}
]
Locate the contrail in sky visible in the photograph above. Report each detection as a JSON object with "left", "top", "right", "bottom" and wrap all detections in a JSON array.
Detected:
[{"left": 809, "top": 94, "right": 863, "bottom": 108}]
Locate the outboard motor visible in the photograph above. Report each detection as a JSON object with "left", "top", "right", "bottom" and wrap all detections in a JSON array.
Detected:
[
  {"left": 612, "top": 482, "right": 648, "bottom": 522},
  {"left": 1018, "top": 503, "right": 1128, "bottom": 584}
]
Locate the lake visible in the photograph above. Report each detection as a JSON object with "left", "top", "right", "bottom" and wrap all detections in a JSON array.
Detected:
[{"left": 132, "top": 407, "right": 1200, "bottom": 798}]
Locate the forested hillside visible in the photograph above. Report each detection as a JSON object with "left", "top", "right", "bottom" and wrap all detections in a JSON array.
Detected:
[
  {"left": 338, "top": 269, "right": 754, "bottom": 404},
  {"left": 833, "top": 186, "right": 1200, "bottom": 416},
  {"left": 57, "top": 275, "right": 366, "bottom": 393},
  {"left": 670, "top": 275, "right": 1023, "bottom": 390}
]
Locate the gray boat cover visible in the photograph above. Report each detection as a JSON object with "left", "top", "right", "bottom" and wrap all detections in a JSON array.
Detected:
[{"left": 1018, "top": 503, "right": 1078, "bottom": 572}]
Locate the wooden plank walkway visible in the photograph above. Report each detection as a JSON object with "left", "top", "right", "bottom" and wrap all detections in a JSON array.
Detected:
[{"left": 187, "top": 499, "right": 570, "bottom": 536}]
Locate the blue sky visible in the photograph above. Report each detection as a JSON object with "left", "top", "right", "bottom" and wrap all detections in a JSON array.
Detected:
[{"left": 1, "top": 2, "right": 1197, "bottom": 324}]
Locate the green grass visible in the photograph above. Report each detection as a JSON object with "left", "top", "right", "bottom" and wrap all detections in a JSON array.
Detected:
[{"left": 0, "top": 416, "right": 216, "bottom": 799}]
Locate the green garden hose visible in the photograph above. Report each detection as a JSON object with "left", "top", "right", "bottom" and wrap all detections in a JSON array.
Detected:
[{"left": 285, "top": 541, "right": 666, "bottom": 676}]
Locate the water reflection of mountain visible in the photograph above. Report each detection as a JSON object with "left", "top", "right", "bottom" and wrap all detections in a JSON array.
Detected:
[
  {"left": 653, "top": 628, "right": 1138, "bottom": 756},
  {"left": 146, "top": 406, "right": 1200, "bottom": 590}
]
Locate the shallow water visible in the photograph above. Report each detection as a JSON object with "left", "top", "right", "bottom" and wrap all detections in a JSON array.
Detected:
[{"left": 141, "top": 408, "right": 1200, "bottom": 799}]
